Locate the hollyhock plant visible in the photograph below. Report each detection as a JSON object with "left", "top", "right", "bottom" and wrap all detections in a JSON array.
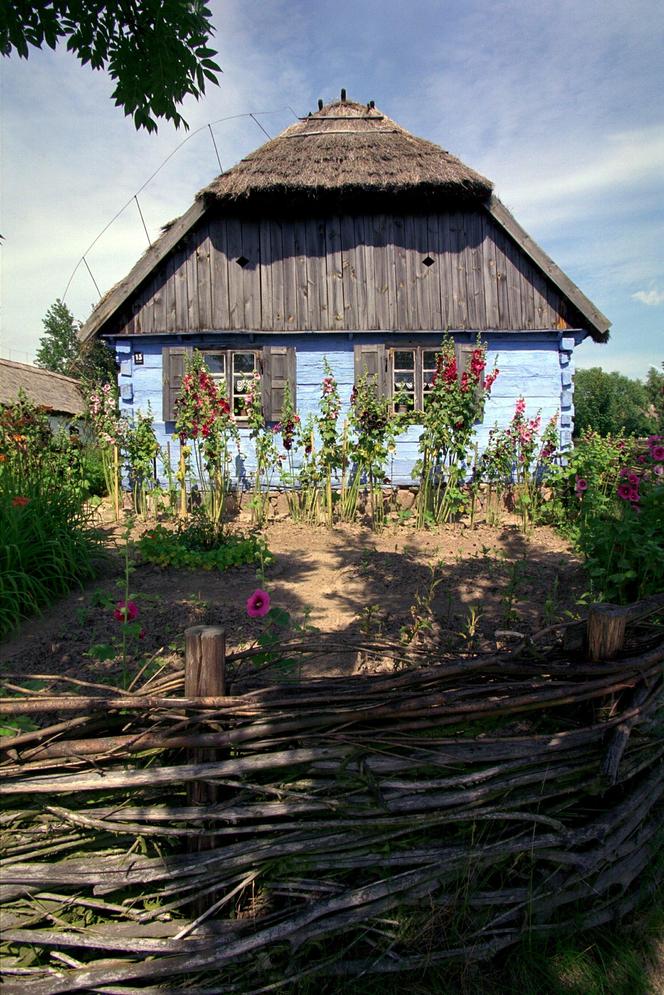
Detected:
[
  {"left": 317, "top": 359, "right": 342, "bottom": 525},
  {"left": 114, "top": 600, "right": 139, "bottom": 622},
  {"left": 246, "top": 589, "right": 271, "bottom": 618},
  {"left": 174, "top": 351, "right": 239, "bottom": 526},
  {"left": 415, "top": 336, "right": 499, "bottom": 527},
  {"left": 577, "top": 438, "right": 664, "bottom": 603}
]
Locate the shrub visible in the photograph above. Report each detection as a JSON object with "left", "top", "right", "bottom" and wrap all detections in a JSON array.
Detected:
[
  {"left": 0, "top": 393, "right": 107, "bottom": 637},
  {"left": 578, "top": 436, "right": 664, "bottom": 602},
  {"left": 138, "top": 515, "right": 270, "bottom": 571},
  {"left": 0, "top": 471, "right": 105, "bottom": 639}
]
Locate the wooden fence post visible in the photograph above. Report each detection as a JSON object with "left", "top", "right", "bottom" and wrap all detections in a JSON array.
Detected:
[
  {"left": 587, "top": 604, "right": 627, "bottom": 662},
  {"left": 184, "top": 625, "right": 226, "bottom": 813}
]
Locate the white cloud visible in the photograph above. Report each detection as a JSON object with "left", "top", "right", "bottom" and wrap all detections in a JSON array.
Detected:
[{"left": 632, "top": 289, "right": 664, "bottom": 306}]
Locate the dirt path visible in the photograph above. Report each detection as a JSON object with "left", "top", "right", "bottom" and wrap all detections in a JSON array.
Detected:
[{"left": 0, "top": 513, "right": 585, "bottom": 691}]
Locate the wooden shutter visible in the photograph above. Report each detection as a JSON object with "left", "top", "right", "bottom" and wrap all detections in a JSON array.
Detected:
[
  {"left": 162, "top": 345, "right": 192, "bottom": 422},
  {"left": 353, "top": 343, "right": 387, "bottom": 397},
  {"left": 262, "top": 346, "right": 296, "bottom": 421}
]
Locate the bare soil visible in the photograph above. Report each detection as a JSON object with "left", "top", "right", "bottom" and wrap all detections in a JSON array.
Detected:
[{"left": 0, "top": 505, "right": 586, "bottom": 692}]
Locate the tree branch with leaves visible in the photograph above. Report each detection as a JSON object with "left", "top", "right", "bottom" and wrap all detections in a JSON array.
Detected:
[{"left": 1, "top": 0, "right": 221, "bottom": 131}]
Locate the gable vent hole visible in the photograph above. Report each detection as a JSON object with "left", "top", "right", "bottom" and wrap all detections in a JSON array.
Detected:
[
  {"left": 422, "top": 256, "right": 435, "bottom": 268},
  {"left": 236, "top": 255, "right": 249, "bottom": 268}
]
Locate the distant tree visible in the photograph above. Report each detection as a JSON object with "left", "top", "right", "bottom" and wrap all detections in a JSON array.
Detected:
[
  {"left": 0, "top": 0, "right": 221, "bottom": 131},
  {"left": 35, "top": 299, "right": 80, "bottom": 375},
  {"left": 574, "top": 367, "right": 655, "bottom": 438},
  {"left": 35, "top": 299, "right": 116, "bottom": 385},
  {"left": 644, "top": 364, "right": 664, "bottom": 434}
]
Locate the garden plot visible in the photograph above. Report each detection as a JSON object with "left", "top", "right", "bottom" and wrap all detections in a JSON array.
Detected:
[{"left": 0, "top": 517, "right": 584, "bottom": 689}]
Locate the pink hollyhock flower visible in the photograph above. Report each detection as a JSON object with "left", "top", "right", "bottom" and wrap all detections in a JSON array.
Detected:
[
  {"left": 627, "top": 473, "right": 640, "bottom": 485},
  {"left": 114, "top": 600, "right": 139, "bottom": 622},
  {"left": 651, "top": 445, "right": 664, "bottom": 461},
  {"left": 575, "top": 477, "right": 588, "bottom": 494},
  {"left": 246, "top": 589, "right": 271, "bottom": 618},
  {"left": 628, "top": 488, "right": 640, "bottom": 502},
  {"left": 617, "top": 482, "right": 632, "bottom": 500},
  {"left": 11, "top": 496, "right": 30, "bottom": 507}
]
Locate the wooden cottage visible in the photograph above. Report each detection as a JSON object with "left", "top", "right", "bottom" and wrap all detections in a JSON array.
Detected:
[{"left": 79, "top": 94, "right": 609, "bottom": 483}]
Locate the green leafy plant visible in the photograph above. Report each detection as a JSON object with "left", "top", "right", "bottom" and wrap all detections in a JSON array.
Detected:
[
  {"left": 175, "top": 351, "right": 240, "bottom": 527},
  {"left": 348, "top": 372, "right": 394, "bottom": 530},
  {"left": 579, "top": 437, "right": 664, "bottom": 602},
  {"left": 138, "top": 515, "right": 270, "bottom": 572},
  {"left": 414, "top": 337, "right": 499, "bottom": 527},
  {"left": 317, "top": 359, "right": 342, "bottom": 526},
  {"left": 123, "top": 406, "right": 161, "bottom": 518},
  {"left": 243, "top": 370, "right": 279, "bottom": 528}
]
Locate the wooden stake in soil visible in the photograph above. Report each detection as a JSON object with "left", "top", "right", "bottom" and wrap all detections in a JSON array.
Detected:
[
  {"left": 184, "top": 626, "right": 226, "bottom": 812},
  {"left": 112, "top": 444, "right": 120, "bottom": 521},
  {"left": 179, "top": 449, "right": 188, "bottom": 518},
  {"left": 587, "top": 604, "right": 628, "bottom": 662}
]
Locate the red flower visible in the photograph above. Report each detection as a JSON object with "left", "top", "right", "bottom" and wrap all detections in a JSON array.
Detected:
[
  {"left": 114, "top": 600, "right": 139, "bottom": 622},
  {"left": 11, "top": 496, "right": 30, "bottom": 507},
  {"left": 246, "top": 589, "right": 271, "bottom": 618}
]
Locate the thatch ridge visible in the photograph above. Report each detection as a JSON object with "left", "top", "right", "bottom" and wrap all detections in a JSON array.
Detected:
[
  {"left": 200, "top": 99, "right": 493, "bottom": 206},
  {"left": 0, "top": 358, "right": 85, "bottom": 415}
]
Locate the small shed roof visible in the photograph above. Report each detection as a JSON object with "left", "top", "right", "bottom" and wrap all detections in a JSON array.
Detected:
[{"left": 0, "top": 359, "right": 85, "bottom": 416}]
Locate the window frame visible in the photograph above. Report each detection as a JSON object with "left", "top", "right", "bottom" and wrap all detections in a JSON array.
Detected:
[
  {"left": 201, "top": 347, "right": 261, "bottom": 421},
  {"left": 387, "top": 343, "right": 486, "bottom": 415},
  {"left": 388, "top": 345, "right": 440, "bottom": 413}
]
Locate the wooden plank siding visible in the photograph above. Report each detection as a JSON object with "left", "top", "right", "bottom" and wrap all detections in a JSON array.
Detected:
[
  {"left": 115, "top": 332, "right": 572, "bottom": 486},
  {"left": 107, "top": 210, "right": 575, "bottom": 337}
]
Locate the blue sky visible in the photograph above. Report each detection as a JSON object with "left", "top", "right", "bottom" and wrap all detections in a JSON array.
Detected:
[{"left": 1, "top": 0, "right": 662, "bottom": 377}]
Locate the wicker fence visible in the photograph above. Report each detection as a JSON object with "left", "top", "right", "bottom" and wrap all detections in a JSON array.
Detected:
[{"left": 1, "top": 603, "right": 662, "bottom": 993}]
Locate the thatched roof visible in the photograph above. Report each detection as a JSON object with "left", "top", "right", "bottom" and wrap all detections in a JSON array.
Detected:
[
  {"left": 200, "top": 98, "right": 493, "bottom": 210},
  {"left": 0, "top": 359, "right": 85, "bottom": 416}
]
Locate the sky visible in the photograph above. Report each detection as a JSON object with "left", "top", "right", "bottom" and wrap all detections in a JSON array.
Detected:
[{"left": 1, "top": 0, "right": 663, "bottom": 379}]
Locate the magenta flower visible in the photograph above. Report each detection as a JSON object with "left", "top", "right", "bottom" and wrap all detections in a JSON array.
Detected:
[
  {"left": 114, "top": 600, "right": 139, "bottom": 622},
  {"left": 628, "top": 488, "right": 640, "bottom": 502},
  {"left": 651, "top": 445, "right": 664, "bottom": 462},
  {"left": 246, "top": 589, "right": 271, "bottom": 618},
  {"left": 575, "top": 477, "right": 588, "bottom": 494},
  {"left": 617, "top": 482, "right": 632, "bottom": 501},
  {"left": 627, "top": 473, "right": 640, "bottom": 485}
]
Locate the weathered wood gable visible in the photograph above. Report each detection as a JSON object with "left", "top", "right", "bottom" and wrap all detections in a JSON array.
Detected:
[{"left": 105, "top": 207, "right": 582, "bottom": 339}]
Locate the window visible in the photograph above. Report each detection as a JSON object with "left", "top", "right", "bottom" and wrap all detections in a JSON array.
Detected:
[
  {"left": 203, "top": 349, "right": 258, "bottom": 418},
  {"left": 162, "top": 345, "right": 296, "bottom": 423},
  {"left": 389, "top": 347, "right": 439, "bottom": 412},
  {"left": 388, "top": 344, "right": 485, "bottom": 414}
]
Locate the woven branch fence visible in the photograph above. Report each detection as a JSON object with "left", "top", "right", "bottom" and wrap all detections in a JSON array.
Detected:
[{"left": 1, "top": 601, "right": 662, "bottom": 994}]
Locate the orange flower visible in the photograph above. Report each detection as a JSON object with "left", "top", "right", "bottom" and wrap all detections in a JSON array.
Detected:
[
  {"left": 12, "top": 496, "right": 30, "bottom": 507},
  {"left": 0, "top": 454, "right": 5, "bottom": 462}
]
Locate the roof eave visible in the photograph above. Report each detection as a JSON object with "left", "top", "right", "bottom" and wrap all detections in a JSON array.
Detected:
[
  {"left": 78, "top": 200, "right": 207, "bottom": 344},
  {"left": 486, "top": 195, "right": 610, "bottom": 343}
]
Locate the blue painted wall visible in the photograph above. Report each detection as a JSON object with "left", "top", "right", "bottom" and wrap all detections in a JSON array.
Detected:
[{"left": 114, "top": 331, "right": 581, "bottom": 487}]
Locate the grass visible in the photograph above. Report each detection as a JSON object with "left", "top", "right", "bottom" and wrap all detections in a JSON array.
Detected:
[{"left": 290, "top": 900, "right": 662, "bottom": 994}]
